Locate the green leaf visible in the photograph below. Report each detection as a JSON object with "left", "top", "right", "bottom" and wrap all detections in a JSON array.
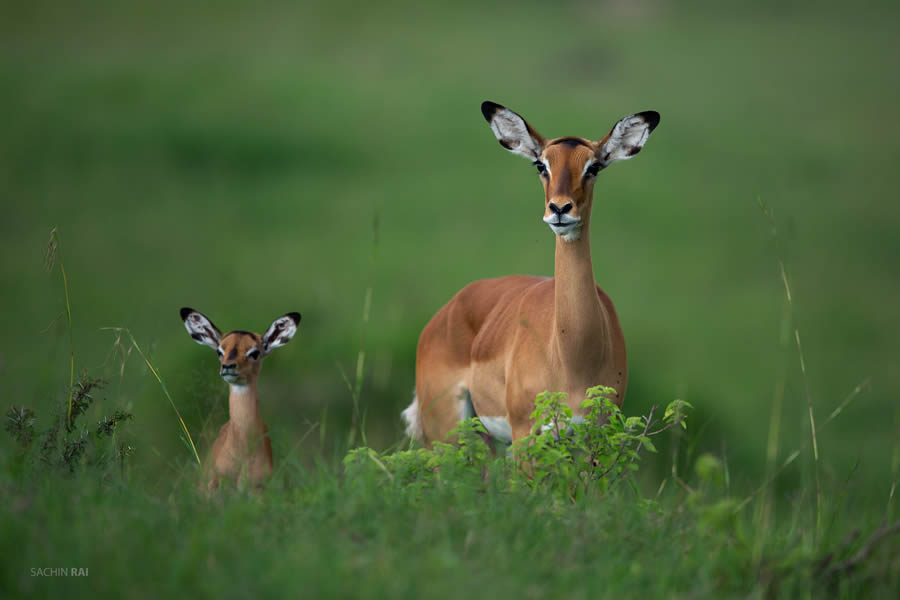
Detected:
[
  {"left": 624, "top": 416, "right": 643, "bottom": 432},
  {"left": 638, "top": 436, "right": 657, "bottom": 453}
]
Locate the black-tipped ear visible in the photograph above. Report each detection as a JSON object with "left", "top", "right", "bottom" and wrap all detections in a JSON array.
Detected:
[
  {"left": 481, "top": 101, "right": 503, "bottom": 122},
  {"left": 635, "top": 111, "right": 660, "bottom": 133},
  {"left": 180, "top": 308, "right": 222, "bottom": 350},
  {"left": 481, "top": 100, "right": 546, "bottom": 160},
  {"left": 261, "top": 313, "right": 300, "bottom": 356},
  {"left": 595, "top": 111, "right": 660, "bottom": 166}
]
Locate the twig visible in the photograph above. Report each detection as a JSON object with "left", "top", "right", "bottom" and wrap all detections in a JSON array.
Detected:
[
  {"left": 814, "top": 528, "right": 860, "bottom": 575},
  {"left": 819, "top": 520, "right": 900, "bottom": 581},
  {"left": 367, "top": 452, "right": 394, "bottom": 482}
]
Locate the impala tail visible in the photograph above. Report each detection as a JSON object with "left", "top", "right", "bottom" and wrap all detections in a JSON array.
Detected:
[{"left": 401, "top": 394, "right": 423, "bottom": 440}]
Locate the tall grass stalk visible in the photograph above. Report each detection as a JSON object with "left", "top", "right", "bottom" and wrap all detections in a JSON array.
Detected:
[
  {"left": 101, "top": 327, "right": 202, "bottom": 468},
  {"left": 889, "top": 405, "right": 899, "bottom": 521},
  {"left": 342, "top": 207, "right": 380, "bottom": 448},
  {"left": 758, "top": 197, "right": 823, "bottom": 540},
  {"left": 736, "top": 377, "right": 870, "bottom": 513},
  {"left": 755, "top": 290, "right": 792, "bottom": 562},
  {"left": 43, "top": 227, "right": 76, "bottom": 431}
]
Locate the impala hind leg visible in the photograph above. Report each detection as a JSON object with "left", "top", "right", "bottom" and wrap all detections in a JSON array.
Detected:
[{"left": 413, "top": 374, "right": 470, "bottom": 447}]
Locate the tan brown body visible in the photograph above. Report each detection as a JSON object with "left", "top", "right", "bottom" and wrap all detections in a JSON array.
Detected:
[
  {"left": 205, "top": 379, "right": 273, "bottom": 491},
  {"left": 406, "top": 101, "right": 657, "bottom": 447},
  {"left": 180, "top": 308, "right": 300, "bottom": 491},
  {"left": 415, "top": 240, "right": 627, "bottom": 445}
]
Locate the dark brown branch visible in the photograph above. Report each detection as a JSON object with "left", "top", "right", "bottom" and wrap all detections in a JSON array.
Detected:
[
  {"left": 814, "top": 528, "right": 860, "bottom": 575},
  {"left": 819, "top": 520, "right": 900, "bottom": 581}
]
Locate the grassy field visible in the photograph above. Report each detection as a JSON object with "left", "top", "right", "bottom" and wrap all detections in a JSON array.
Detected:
[{"left": 2, "top": 0, "right": 899, "bottom": 597}]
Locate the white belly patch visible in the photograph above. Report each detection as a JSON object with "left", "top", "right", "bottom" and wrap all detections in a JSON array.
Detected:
[
  {"left": 479, "top": 416, "right": 512, "bottom": 445},
  {"left": 540, "top": 415, "right": 586, "bottom": 436}
]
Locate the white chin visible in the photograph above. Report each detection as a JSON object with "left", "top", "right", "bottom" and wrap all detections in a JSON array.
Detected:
[
  {"left": 222, "top": 374, "right": 240, "bottom": 384},
  {"left": 548, "top": 224, "right": 581, "bottom": 242}
]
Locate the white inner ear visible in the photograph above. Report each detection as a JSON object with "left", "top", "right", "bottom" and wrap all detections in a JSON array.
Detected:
[
  {"left": 262, "top": 316, "right": 298, "bottom": 355},
  {"left": 184, "top": 312, "right": 220, "bottom": 349},
  {"left": 598, "top": 115, "right": 652, "bottom": 165},
  {"left": 490, "top": 108, "right": 542, "bottom": 159}
]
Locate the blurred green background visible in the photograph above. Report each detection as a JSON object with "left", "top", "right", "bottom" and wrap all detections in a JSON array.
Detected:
[{"left": 1, "top": 0, "right": 898, "bottom": 500}]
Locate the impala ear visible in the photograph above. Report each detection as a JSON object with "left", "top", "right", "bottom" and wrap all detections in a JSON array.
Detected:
[
  {"left": 261, "top": 312, "right": 301, "bottom": 356},
  {"left": 481, "top": 101, "right": 546, "bottom": 160},
  {"left": 180, "top": 307, "right": 221, "bottom": 350},
  {"left": 595, "top": 111, "right": 660, "bottom": 167}
]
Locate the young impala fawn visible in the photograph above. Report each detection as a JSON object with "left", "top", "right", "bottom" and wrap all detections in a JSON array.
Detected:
[
  {"left": 180, "top": 307, "right": 300, "bottom": 490},
  {"left": 405, "top": 101, "right": 659, "bottom": 448}
]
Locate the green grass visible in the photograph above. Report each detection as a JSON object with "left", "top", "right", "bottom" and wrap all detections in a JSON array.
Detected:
[
  {"left": 1, "top": 0, "right": 900, "bottom": 596},
  {"left": 2, "top": 454, "right": 897, "bottom": 599}
]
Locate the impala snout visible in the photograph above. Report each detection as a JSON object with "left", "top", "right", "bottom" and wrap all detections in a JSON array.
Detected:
[
  {"left": 543, "top": 198, "right": 582, "bottom": 240},
  {"left": 220, "top": 362, "right": 239, "bottom": 382},
  {"left": 548, "top": 201, "right": 572, "bottom": 216}
]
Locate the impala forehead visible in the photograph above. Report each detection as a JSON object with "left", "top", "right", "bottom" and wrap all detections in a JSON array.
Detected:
[
  {"left": 219, "top": 331, "right": 261, "bottom": 354},
  {"left": 542, "top": 141, "right": 596, "bottom": 172}
]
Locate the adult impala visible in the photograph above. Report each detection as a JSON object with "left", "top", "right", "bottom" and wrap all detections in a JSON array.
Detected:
[
  {"left": 403, "top": 101, "right": 659, "bottom": 447},
  {"left": 180, "top": 307, "right": 300, "bottom": 490}
]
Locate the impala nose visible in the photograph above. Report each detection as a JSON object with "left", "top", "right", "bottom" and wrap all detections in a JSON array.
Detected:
[
  {"left": 548, "top": 202, "right": 573, "bottom": 216},
  {"left": 220, "top": 363, "right": 237, "bottom": 375}
]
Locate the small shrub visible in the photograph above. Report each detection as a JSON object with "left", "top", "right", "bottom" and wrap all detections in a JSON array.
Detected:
[
  {"left": 344, "top": 386, "right": 691, "bottom": 504},
  {"left": 4, "top": 371, "right": 135, "bottom": 476},
  {"left": 5, "top": 406, "right": 36, "bottom": 447},
  {"left": 512, "top": 386, "right": 691, "bottom": 501}
]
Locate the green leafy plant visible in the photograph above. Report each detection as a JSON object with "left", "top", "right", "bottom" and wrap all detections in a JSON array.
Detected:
[
  {"left": 5, "top": 371, "right": 135, "bottom": 475},
  {"left": 511, "top": 386, "right": 692, "bottom": 501},
  {"left": 343, "top": 417, "right": 495, "bottom": 501},
  {"left": 344, "top": 386, "right": 691, "bottom": 504}
]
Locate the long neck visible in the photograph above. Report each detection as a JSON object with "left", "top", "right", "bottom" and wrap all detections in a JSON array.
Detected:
[
  {"left": 227, "top": 381, "right": 262, "bottom": 435},
  {"left": 551, "top": 213, "right": 609, "bottom": 372}
]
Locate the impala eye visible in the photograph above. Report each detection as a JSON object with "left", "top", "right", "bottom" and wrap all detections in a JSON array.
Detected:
[
  {"left": 247, "top": 348, "right": 260, "bottom": 360},
  {"left": 216, "top": 348, "right": 224, "bottom": 357},
  {"left": 533, "top": 160, "right": 547, "bottom": 176},
  {"left": 584, "top": 163, "right": 601, "bottom": 178}
]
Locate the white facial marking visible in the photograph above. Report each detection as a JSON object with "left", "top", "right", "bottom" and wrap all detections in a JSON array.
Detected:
[
  {"left": 581, "top": 159, "right": 598, "bottom": 178},
  {"left": 560, "top": 227, "right": 582, "bottom": 242},
  {"left": 479, "top": 416, "right": 512, "bottom": 445},
  {"left": 543, "top": 213, "right": 582, "bottom": 241},
  {"left": 543, "top": 213, "right": 580, "bottom": 226}
]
